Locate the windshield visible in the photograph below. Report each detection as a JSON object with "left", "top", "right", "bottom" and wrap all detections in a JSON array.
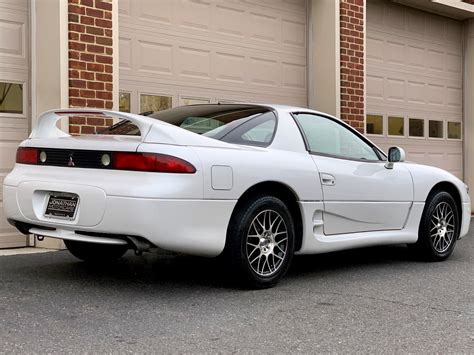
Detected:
[{"left": 100, "top": 104, "right": 277, "bottom": 147}]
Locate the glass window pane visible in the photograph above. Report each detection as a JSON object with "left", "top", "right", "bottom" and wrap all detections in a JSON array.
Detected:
[
  {"left": 409, "top": 118, "right": 424, "bottom": 137},
  {"left": 119, "top": 92, "right": 130, "bottom": 113},
  {"left": 294, "top": 113, "right": 379, "bottom": 161},
  {"left": 428, "top": 120, "right": 443, "bottom": 138},
  {"left": 0, "top": 82, "right": 23, "bottom": 114},
  {"left": 448, "top": 122, "right": 461, "bottom": 139},
  {"left": 140, "top": 94, "right": 172, "bottom": 113},
  {"left": 219, "top": 112, "right": 276, "bottom": 146},
  {"left": 180, "top": 97, "right": 210, "bottom": 106},
  {"left": 181, "top": 116, "right": 225, "bottom": 134},
  {"left": 388, "top": 116, "right": 404, "bottom": 136},
  {"left": 366, "top": 114, "right": 383, "bottom": 134}
]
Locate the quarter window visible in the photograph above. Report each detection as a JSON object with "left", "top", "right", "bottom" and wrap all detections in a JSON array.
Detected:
[
  {"left": 0, "top": 82, "right": 23, "bottom": 114},
  {"left": 366, "top": 114, "right": 383, "bottom": 135},
  {"left": 409, "top": 118, "right": 424, "bottom": 137},
  {"left": 428, "top": 120, "right": 443, "bottom": 138},
  {"left": 294, "top": 113, "right": 379, "bottom": 161},
  {"left": 388, "top": 116, "right": 404, "bottom": 136},
  {"left": 217, "top": 112, "right": 276, "bottom": 147},
  {"left": 447, "top": 122, "right": 461, "bottom": 139}
]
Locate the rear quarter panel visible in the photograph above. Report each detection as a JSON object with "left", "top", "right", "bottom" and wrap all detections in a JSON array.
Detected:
[{"left": 192, "top": 146, "right": 322, "bottom": 202}]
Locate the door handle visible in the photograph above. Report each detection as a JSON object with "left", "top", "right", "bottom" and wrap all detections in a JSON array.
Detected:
[{"left": 320, "top": 173, "right": 336, "bottom": 186}]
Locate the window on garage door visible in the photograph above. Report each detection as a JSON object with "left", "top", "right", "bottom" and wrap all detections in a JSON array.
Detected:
[
  {"left": 448, "top": 122, "right": 461, "bottom": 140},
  {"left": 388, "top": 116, "right": 404, "bottom": 136},
  {"left": 429, "top": 120, "right": 443, "bottom": 139},
  {"left": 140, "top": 94, "right": 172, "bottom": 113},
  {"left": 409, "top": 118, "right": 424, "bottom": 137},
  {"left": 0, "top": 81, "right": 23, "bottom": 114}
]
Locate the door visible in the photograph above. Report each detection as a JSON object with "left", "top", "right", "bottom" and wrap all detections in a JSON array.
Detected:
[
  {"left": 0, "top": 0, "right": 29, "bottom": 248},
  {"left": 293, "top": 113, "right": 413, "bottom": 235},
  {"left": 366, "top": 0, "right": 463, "bottom": 179}
]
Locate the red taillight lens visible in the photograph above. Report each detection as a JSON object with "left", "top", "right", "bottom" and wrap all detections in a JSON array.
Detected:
[
  {"left": 16, "top": 147, "right": 38, "bottom": 165},
  {"left": 112, "top": 152, "right": 196, "bottom": 173}
]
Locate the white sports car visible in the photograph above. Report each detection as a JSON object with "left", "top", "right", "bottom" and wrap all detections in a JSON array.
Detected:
[{"left": 3, "top": 104, "right": 471, "bottom": 288}]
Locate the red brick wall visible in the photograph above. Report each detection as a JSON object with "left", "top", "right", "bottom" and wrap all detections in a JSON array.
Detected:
[
  {"left": 68, "top": 0, "right": 113, "bottom": 135},
  {"left": 340, "top": 0, "right": 364, "bottom": 133}
]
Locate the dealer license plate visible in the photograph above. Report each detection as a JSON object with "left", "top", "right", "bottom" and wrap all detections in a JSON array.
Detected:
[{"left": 45, "top": 193, "right": 79, "bottom": 219}]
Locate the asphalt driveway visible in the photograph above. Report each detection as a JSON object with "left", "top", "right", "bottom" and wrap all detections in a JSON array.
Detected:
[{"left": 0, "top": 221, "right": 472, "bottom": 353}]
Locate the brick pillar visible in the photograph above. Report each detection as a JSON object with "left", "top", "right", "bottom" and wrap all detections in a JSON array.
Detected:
[
  {"left": 68, "top": 0, "right": 114, "bottom": 134},
  {"left": 339, "top": 0, "right": 364, "bottom": 133}
]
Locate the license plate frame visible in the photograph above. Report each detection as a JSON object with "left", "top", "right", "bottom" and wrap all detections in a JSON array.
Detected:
[{"left": 44, "top": 192, "right": 79, "bottom": 220}]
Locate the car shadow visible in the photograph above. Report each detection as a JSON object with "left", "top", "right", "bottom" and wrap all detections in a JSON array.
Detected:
[{"left": 22, "top": 244, "right": 426, "bottom": 291}]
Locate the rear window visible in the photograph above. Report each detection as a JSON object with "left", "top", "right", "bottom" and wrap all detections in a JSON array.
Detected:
[{"left": 100, "top": 104, "right": 277, "bottom": 147}]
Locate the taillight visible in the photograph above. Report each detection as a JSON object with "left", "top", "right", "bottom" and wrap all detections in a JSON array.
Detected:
[
  {"left": 16, "top": 147, "right": 38, "bottom": 165},
  {"left": 112, "top": 152, "right": 196, "bottom": 173}
]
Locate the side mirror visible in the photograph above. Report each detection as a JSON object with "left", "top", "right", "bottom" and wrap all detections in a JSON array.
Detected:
[{"left": 385, "top": 146, "right": 405, "bottom": 169}]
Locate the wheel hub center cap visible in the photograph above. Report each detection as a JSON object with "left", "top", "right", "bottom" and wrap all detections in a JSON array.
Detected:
[
  {"left": 439, "top": 227, "right": 447, "bottom": 237},
  {"left": 259, "top": 233, "right": 274, "bottom": 254},
  {"left": 438, "top": 219, "right": 447, "bottom": 237}
]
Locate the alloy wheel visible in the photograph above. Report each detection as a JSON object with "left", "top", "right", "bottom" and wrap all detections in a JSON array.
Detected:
[
  {"left": 430, "top": 201, "right": 455, "bottom": 253},
  {"left": 246, "top": 209, "right": 288, "bottom": 277}
]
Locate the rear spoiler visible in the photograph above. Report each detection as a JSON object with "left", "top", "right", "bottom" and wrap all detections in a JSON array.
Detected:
[
  {"left": 29, "top": 108, "right": 239, "bottom": 148},
  {"left": 30, "top": 109, "right": 157, "bottom": 140}
]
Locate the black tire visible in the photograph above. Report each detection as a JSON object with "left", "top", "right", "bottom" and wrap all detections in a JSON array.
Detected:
[
  {"left": 224, "top": 195, "right": 295, "bottom": 289},
  {"left": 64, "top": 239, "right": 128, "bottom": 263},
  {"left": 413, "top": 191, "right": 459, "bottom": 261}
]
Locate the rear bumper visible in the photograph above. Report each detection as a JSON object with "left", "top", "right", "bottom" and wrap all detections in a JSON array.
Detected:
[{"left": 3, "top": 185, "right": 236, "bottom": 257}]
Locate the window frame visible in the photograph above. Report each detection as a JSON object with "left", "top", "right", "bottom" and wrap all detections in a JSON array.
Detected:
[
  {"left": 118, "top": 91, "right": 131, "bottom": 113},
  {"left": 138, "top": 91, "right": 174, "bottom": 114},
  {"left": 387, "top": 115, "right": 406, "bottom": 138},
  {"left": 0, "top": 79, "right": 27, "bottom": 119},
  {"left": 408, "top": 117, "right": 425, "bottom": 139},
  {"left": 365, "top": 113, "right": 384, "bottom": 136},
  {"left": 427, "top": 119, "right": 444, "bottom": 140},
  {"left": 291, "top": 112, "right": 386, "bottom": 163},
  {"left": 447, "top": 121, "right": 462, "bottom": 141}
]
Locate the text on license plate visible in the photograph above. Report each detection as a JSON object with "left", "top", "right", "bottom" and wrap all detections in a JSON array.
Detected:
[{"left": 45, "top": 193, "right": 79, "bottom": 219}]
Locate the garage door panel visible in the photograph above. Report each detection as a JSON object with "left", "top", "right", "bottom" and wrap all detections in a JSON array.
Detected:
[
  {"left": 366, "top": 70, "right": 462, "bottom": 111},
  {"left": 120, "top": 0, "right": 307, "bottom": 107},
  {"left": 282, "top": 16, "right": 306, "bottom": 48},
  {"left": 215, "top": 52, "right": 245, "bottom": 84},
  {"left": 179, "top": 0, "right": 212, "bottom": 32},
  {"left": 215, "top": 4, "right": 246, "bottom": 38},
  {"left": 119, "top": 1, "right": 307, "bottom": 57}
]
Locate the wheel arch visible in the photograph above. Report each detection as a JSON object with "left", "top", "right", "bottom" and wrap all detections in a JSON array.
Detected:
[
  {"left": 229, "top": 181, "right": 304, "bottom": 251},
  {"left": 427, "top": 181, "right": 462, "bottom": 222}
]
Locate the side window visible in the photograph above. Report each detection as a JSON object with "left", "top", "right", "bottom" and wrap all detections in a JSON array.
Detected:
[
  {"left": 294, "top": 113, "right": 380, "bottom": 161},
  {"left": 220, "top": 112, "right": 276, "bottom": 147}
]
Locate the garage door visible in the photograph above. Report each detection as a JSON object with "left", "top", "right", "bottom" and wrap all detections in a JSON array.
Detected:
[
  {"left": 366, "top": 0, "right": 463, "bottom": 179},
  {"left": 118, "top": 0, "right": 307, "bottom": 113},
  {"left": 0, "top": 0, "right": 29, "bottom": 248}
]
